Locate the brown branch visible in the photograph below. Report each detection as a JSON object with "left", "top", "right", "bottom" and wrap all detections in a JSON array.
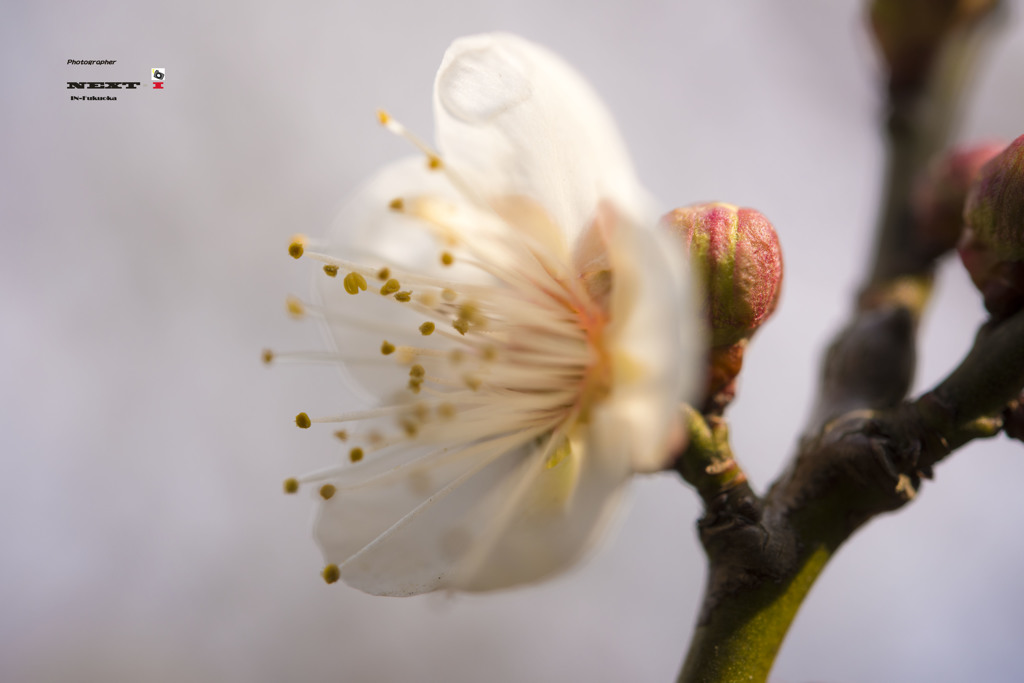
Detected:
[{"left": 676, "top": 4, "right": 1014, "bottom": 681}]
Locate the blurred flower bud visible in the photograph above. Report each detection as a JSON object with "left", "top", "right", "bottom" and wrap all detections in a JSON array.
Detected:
[
  {"left": 959, "top": 135, "right": 1024, "bottom": 318},
  {"left": 869, "top": 0, "right": 1000, "bottom": 93},
  {"left": 661, "top": 203, "right": 783, "bottom": 348},
  {"left": 912, "top": 141, "right": 1004, "bottom": 257},
  {"left": 958, "top": 237, "right": 1024, "bottom": 318},
  {"left": 964, "top": 135, "right": 1024, "bottom": 259}
]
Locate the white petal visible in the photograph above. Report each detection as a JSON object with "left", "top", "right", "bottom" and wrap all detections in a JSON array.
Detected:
[
  {"left": 314, "top": 434, "right": 538, "bottom": 596},
  {"left": 434, "top": 33, "right": 652, "bottom": 244},
  {"left": 447, "top": 426, "right": 631, "bottom": 591},
  {"left": 601, "top": 217, "right": 704, "bottom": 472}
]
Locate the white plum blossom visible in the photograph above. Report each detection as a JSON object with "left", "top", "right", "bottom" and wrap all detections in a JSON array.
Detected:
[{"left": 278, "top": 33, "right": 701, "bottom": 595}]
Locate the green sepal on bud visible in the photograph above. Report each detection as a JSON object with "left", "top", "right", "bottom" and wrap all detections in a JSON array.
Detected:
[
  {"left": 661, "top": 203, "right": 783, "bottom": 349},
  {"left": 959, "top": 135, "right": 1024, "bottom": 318},
  {"left": 912, "top": 141, "right": 1005, "bottom": 258}
]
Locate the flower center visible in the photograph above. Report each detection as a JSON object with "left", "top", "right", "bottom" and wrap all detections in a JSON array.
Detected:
[{"left": 274, "top": 187, "right": 616, "bottom": 489}]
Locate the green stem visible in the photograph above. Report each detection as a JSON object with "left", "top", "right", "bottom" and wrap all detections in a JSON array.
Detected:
[{"left": 679, "top": 544, "right": 832, "bottom": 683}]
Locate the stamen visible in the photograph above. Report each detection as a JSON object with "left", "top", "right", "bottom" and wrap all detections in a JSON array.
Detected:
[
  {"left": 343, "top": 272, "right": 368, "bottom": 295},
  {"left": 306, "top": 405, "right": 416, "bottom": 425},
  {"left": 388, "top": 198, "right": 404, "bottom": 211},
  {"left": 321, "top": 564, "right": 340, "bottom": 584},
  {"left": 380, "top": 340, "right": 396, "bottom": 355},
  {"left": 442, "top": 288, "right": 457, "bottom": 302},
  {"left": 286, "top": 296, "right": 305, "bottom": 318},
  {"left": 419, "top": 322, "right": 435, "bottom": 336},
  {"left": 323, "top": 264, "right": 339, "bottom": 278},
  {"left": 295, "top": 413, "right": 312, "bottom": 429},
  {"left": 427, "top": 155, "right": 443, "bottom": 170},
  {"left": 349, "top": 447, "right": 364, "bottom": 463},
  {"left": 257, "top": 350, "right": 394, "bottom": 367},
  {"left": 319, "top": 484, "right": 336, "bottom": 500},
  {"left": 400, "top": 418, "right": 419, "bottom": 437},
  {"left": 440, "top": 251, "right": 454, "bottom": 266},
  {"left": 380, "top": 279, "right": 401, "bottom": 295},
  {"left": 394, "top": 291, "right": 412, "bottom": 302},
  {"left": 288, "top": 235, "right": 306, "bottom": 259},
  {"left": 283, "top": 477, "right": 300, "bottom": 494},
  {"left": 334, "top": 430, "right": 348, "bottom": 441},
  {"left": 377, "top": 267, "right": 391, "bottom": 280},
  {"left": 409, "top": 364, "right": 425, "bottom": 378},
  {"left": 453, "top": 319, "right": 470, "bottom": 335}
]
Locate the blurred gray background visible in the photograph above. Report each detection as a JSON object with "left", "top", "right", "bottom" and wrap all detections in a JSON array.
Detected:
[{"left": 3, "top": 1, "right": 1023, "bottom": 681}]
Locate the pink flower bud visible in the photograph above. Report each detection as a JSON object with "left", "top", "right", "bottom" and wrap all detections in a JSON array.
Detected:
[
  {"left": 965, "top": 135, "right": 1024, "bottom": 260},
  {"left": 661, "top": 203, "right": 783, "bottom": 348},
  {"left": 958, "top": 135, "right": 1024, "bottom": 318},
  {"left": 912, "top": 141, "right": 1004, "bottom": 257}
]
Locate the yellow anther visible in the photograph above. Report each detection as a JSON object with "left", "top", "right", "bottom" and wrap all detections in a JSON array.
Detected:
[
  {"left": 546, "top": 439, "right": 572, "bottom": 470},
  {"left": 437, "top": 403, "right": 456, "bottom": 420},
  {"left": 323, "top": 264, "right": 339, "bottom": 278},
  {"left": 380, "top": 340, "right": 396, "bottom": 355},
  {"left": 319, "top": 484, "right": 336, "bottom": 500},
  {"left": 409, "top": 364, "right": 425, "bottom": 378},
  {"left": 453, "top": 319, "right": 470, "bottom": 335},
  {"left": 427, "top": 155, "right": 443, "bottom": 170},
  {"left": 261, "top": 349, "right": 274, "bottom": 364},
  {"left": 377, "top": 267, "right": 391, "bottom": 281},
  {"left": 286, "top": 296, "right": 305, "bottom": 318},
  {"left": 394, "top": 291, "right": 412, "bottom": 302},
  {"left": 376, "top": 109, "right": 390, "bottom": 125},
  {"left": 419, "top": 322, "right": 435, "bottom": 336},
  {"left": 295, "top": 412, "right": 311, "bottom": 429},
  {"left": 322, "top": 564, "right": 341, "bottom": 584},
  {"left": 343, "top": 272, "right": 368, "bottom": 295},
  {"left": 388, "top": 197, "right": 404, "bottom": 211},
  {"left": 408, "top": 378, "right": 423, "bottom": 394},
  {"left": 380, "top": 279, "right": 401, "bottom": 295},
  {"left": 333, "top": 430, "right": 348, "bottom": 441},
  {"left": 349, "top": 447, "right": 364, "bottom": 463},
  {"left": 482, "top": 346, "right": 498, "bottom": 361},
  {"left": 400, "top": 419, "right": 419, "bottom": 437},
  {"left": 464, "top": 375, "right": 482, "bottom": 391},
  {"left": 288, "top": 237, "right": 305, "bottom": 259},
  {"left": 283, "top": 477, "right": 299, "bottom": 494},
  {"left": 440, "top": 251, "right": 454, "bottom": 266},
  {"left": 441, "top": 288, "right": 457, "bottom": 302},
  {"left": 458, "top": 303, "right": 480, "bottom": 323}
]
